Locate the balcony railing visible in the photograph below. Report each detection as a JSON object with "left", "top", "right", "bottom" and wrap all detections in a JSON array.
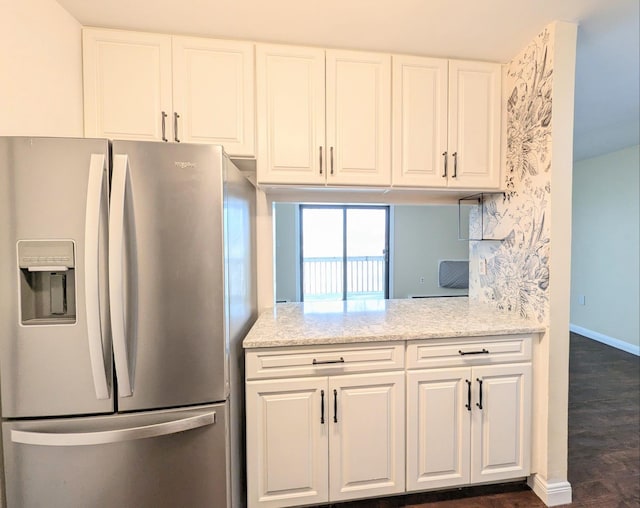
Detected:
[{"left": 302, "top": 255, "right": 385, "bottom": 301}]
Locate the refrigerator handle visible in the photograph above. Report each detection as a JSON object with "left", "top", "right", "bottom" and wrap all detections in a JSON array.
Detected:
[
  {"left": 109, "top": 154, "right": 133, "bottom": 397},
  {"left": 11, "top": 411, "right": 216, "bottom": 447},
  {"left": 84, "top": 153, "right": 110, "bottom": 400}
]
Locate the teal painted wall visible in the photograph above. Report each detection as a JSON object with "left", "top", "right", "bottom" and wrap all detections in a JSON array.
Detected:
[{"left": 571, "top": 145, "right": 640, "bottom": 348}]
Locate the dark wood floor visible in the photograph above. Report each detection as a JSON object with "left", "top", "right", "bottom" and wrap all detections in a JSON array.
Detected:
[
  {"left": 566, "top": 333, "right": 639, "bottom": 508},
  {"left": 312, "top": 333, "right": 640, "bottom": 507}
]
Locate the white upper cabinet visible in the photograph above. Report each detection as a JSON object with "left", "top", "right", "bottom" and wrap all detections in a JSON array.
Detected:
[
  {"left": 83, "top": 28, "right": 255, "bottom": 156},
  {"left": 392, "top": 56, "right": 501, "bottom": 189},
  {"left": 392, "top": 55, "right": 448, "bottom": 187},
  {"left": 172, "top": 37, "right": 254, "bottom": 154},
  {"left": 83, "top": 30, "right": 172, "bottom": 142},
  {"left": 83, "top": 29, "right": 502, "bottom": 191},
  {"left": 447, "top": 60, "right": 501, "bottom": 188},
  {"left": 326, "top": 50, "right": 391, "bottom": 186},
  {"left": 256, "top": 44, "right": 326, "bottom": 185},
  {"left": 256, "top": 45, "right": 391, "bottom": 186}
]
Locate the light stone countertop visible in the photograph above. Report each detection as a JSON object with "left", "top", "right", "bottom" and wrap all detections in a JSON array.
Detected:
[{"left": 243, "top": 297, "right": 546, "bottom": 349}]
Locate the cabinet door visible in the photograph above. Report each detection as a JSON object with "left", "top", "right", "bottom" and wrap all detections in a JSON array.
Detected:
[
  {"left": 246, "top": 378, "right": 328, "bottom": 508},
  {"left": 326, "top": 50, "right": 391, "bottom": 186},
  {"left": 447, "top": 60, "right": 501, "bottom": 189},
  {"left": 406, "top": 368, "right": 471, "bottom": 491},
  {"left": 471, "top": 363, "right": 532, "bottom": 484},
  {"left": 392, "top": 55, "right": 449, "bottom": 187},
  {"left": 83, "top": 29, "right": 172, "bottom": 141},
  {"left": 328, "top": 372, "right": 404, "bottom": 502},
  {"left": 172, "top": 37, "right": 254, "bottom": 155},
  {"left": 256, "top": 44, "right": 326, "bottom": 185}
]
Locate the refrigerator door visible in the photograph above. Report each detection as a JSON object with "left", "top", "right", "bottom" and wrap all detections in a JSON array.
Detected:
[
  {"left": 2, "top": 403, "right": 229, "bottom": 508},
  {"left": 0, "top": 137, "right": 114, "bottom": 418},
  {"left": 110, "top": 141, "right": 227, "bottom": 412}
]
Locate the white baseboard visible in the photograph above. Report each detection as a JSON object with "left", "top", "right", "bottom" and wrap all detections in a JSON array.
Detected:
[
  {"left": 528, "top": 475, "right": 572, "bottom": 506},
  {"left": 570, "top": 324, "right": 640, "bottom": 356}
]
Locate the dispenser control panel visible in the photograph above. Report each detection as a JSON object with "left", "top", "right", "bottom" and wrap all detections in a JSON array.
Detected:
[
  {"left": 17, "top": 240, "right": 76, "bottom": 325},
  {"left": 18, "top": 240, "right": 75, "bottom": 270}
]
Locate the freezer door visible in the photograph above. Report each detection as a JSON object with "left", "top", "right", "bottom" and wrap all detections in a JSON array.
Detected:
[
  {"left": 2, "top": 403, "right": 229, "bottom": 508},
  {"left": 110, "top": 141, "right": 227, "bottom": 411},
  {"left": 0, "top": 137, "right": 114, "bottom": 418}
]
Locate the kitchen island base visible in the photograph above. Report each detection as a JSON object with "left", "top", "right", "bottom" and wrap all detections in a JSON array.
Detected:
[{"left": 246, "top": 334, "right": 535, "bottom": 508}]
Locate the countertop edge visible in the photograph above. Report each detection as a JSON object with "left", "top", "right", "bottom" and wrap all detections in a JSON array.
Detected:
[{"left": 243, "top": 326, "right": 546, "bottom": 349}]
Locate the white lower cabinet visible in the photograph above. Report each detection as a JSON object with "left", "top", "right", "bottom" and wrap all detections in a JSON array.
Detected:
[
  {"left": 246, "top": 360, "right": 404, "bottom": 508},
  {"left": 406, "top": 368, "right": 471, "bottom": 490},
  {"left": 246, "top": 336, "right": 533, "bottom": 507},
  {"left": 470, "top": 363, "right": 532, "bottom": 484},
  {"left": 246, "top": 377, "right": 328, "bottom": 508},
  {"left": 328, "top": 373, "right": 405, "bottom": 502},
  {"left": 407, "top": 356, "right": 532, "bottom": 492}
]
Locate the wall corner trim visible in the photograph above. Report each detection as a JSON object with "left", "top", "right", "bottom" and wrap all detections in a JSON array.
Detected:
[
  {"left": 570, "top": 324, "right": 640, "bottom": 356},
  {"left": 528, "top": 474, "right": 572, "bottom": 507}
]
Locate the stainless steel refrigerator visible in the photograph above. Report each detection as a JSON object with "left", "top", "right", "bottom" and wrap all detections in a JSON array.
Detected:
[{"left": 0, "top": 137, "right": 256, "bottom": 508}]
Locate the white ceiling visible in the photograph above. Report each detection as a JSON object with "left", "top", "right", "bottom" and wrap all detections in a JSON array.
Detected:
[{"left": 56, "top": 0, "right": 639, "bottom": 161}]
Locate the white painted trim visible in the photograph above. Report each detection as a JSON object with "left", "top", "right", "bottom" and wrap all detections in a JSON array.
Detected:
[
  {"left": 388, "top": 205, "right": 395, "bottom": 298},
  {"left": 570, "top": 323, "right": 640, "bottom": 356},
  {"left": 528, "top": 474, "right": 572, "bottom": 507}
]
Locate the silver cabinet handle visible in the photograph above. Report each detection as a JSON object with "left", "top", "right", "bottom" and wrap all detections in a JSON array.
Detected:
[
  {"left": 11, "top": 411, "right": 216, "bottom": 447},
  {"left": 109, "top": 154, "right": 133, "bottom": 398},
  {"left": 330, "top": 146, "right": 334, "bottom": 175},
  {"left": 161, "top": 111, "right": 168, "bottom": 142},
  {"left": 442, "top": 151, "right": 448, "bottom": 178},
  {"left": 452, "top": 151, "right": 458, "bottom": 178},
  {"left": 84, "top": 153, "right": 110, "bottom": 400},
  {"left": 174, "top": 112, "right": 181, "bottom": 143},
  {"left": 319, "top": 146, "right": 323, "bottom": 175}
]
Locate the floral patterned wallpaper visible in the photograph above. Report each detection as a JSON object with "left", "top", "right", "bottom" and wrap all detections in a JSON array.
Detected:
[{"left": 469, "top": 28, "right": 554, "bottom": 323}]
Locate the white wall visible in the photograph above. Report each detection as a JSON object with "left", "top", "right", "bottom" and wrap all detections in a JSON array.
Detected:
[
  {"left": 0, "top": 0, "right": 83, "bottom": 136},
  {"left": 571, "top": 145, "right": 640, "bottom": 352},
  {"left": 392, "top": 205, "right": 468, "bottom": 298}
]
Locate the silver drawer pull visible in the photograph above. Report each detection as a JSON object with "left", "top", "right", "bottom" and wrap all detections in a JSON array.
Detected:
[
  {"left": 11, "top": 411, "right": 216, "bottom": 447},
  {"left": 312, "top": 357, "right": 345, "bottom": 365},
  {"left": 458, "top": 348, "right": 489, "bottom": 356}
]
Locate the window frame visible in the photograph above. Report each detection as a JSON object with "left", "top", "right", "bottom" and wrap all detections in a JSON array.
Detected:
[{"left": 298, "top": 204, "right": 390, "bottom": 302}]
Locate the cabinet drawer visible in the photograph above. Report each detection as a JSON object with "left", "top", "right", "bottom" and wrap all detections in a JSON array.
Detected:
[
  {"left": 406, "top": 335, "right": 532, "bottom": 369},
  {"left": 246, "top": 342, "right": 404, "bottom": 380}
]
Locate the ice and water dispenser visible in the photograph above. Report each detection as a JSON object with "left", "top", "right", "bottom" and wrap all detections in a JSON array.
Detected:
[{"left": 18, "top": 240, "right": 76, "bottom": 325}]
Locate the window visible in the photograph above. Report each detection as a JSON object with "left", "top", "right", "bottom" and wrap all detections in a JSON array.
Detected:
[{"left": 300, "top": 205, "right": 389, "bottom": 301}]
